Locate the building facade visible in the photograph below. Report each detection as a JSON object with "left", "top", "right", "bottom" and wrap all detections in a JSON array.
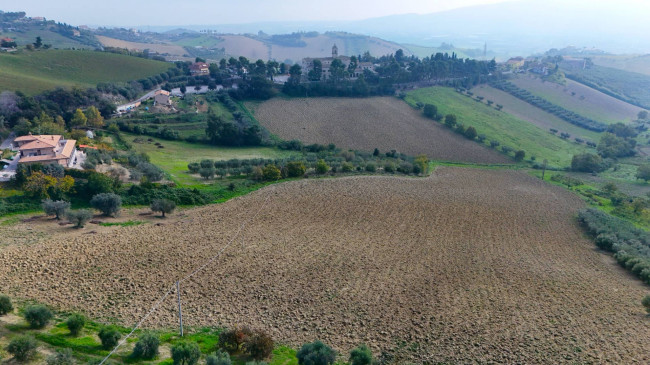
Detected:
[
  {"left": 301, "top": 45, "right": 375, "bottom": 80},
  {"left": 14, "top": 134, "right": 77, "bottom": 166}
]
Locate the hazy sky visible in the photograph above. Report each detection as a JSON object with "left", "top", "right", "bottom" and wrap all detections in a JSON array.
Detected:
[{"left": 4, "top": 0, "right": 511, "bottom": 26}]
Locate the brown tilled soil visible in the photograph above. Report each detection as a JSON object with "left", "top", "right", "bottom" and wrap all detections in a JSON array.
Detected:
[
  {"left": 1, "top": 168, "right": 650, "bottom": 363},
  {"left": 249, "top": 97, "right": 509, "bottom": 164}
]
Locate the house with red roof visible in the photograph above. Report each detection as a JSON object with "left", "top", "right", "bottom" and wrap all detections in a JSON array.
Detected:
[{"left": 14, "top": 134, "right": 77, "bottom": 167}]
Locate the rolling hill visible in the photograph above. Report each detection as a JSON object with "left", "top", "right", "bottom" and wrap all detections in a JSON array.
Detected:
[
  {"left": 0, "top": 49, "right": 172, "bottom": 95},
  {"left": 509, "top": 76, "right": 644, "bottom": 124}
]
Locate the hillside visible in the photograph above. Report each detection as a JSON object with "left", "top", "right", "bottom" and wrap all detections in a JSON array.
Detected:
[
  {"left": 592, "top": 54, "right": 650, "bottom": 76},
  {"left": 561, "top": 63, "right": 650, "bottom": 110},
  {"left": 470, "top": 84, "right": 602, "bottom": 142},
  {"left": 404, "top": 87, "right": 591, "bottom": 167},
  {"left": 0, "top": 49, "right": 172, "bottom": 95},
  {"left": 0, "top": 13, "right": 99, "bottom": 49},
  {"left": 2, "top": 168, "right": 649, "bottom": 362},
  {"left": 248, "top": 97, "right": 508, "bottom": 164},
  {"left": 99, "top": 31, "right": 406, "bottom": 63},
  {"left": 509, "top": 76, "right": 643, "bottom": 124}
]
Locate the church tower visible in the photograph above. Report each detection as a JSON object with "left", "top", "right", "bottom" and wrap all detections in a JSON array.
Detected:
[{"left": 332, "top": 44, "right": 338, "bottom": 58}]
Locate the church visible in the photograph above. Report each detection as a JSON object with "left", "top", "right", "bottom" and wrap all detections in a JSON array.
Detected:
[{"left": 301, "top": 44, "right": 376, "bottom": 80}]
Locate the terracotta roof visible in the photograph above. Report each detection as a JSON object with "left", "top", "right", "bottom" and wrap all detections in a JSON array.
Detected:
[
  {"left": 19, "top": 155, "right": 66, "bottom": 163},
  {"left": 60, "top": 140, "right": 76, "bottom": 158},
  {"left": 15, "top": 134, "right": 61, "bottom": 145},
  {"left": 19, "top": 139, "right": 59, "bottom": 150},
  {"left": 155, "top": 89, "right": 170, "bottom": 96}
]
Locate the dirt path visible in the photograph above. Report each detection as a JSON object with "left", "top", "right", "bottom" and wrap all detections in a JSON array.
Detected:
[{"left": 1, "top": 168, "right": 649, "bottom": 363}]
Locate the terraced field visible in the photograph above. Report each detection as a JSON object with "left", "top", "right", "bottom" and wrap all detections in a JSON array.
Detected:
[
  {"left": 249, "top": 97, "right": 509, "bottom": 164},
  {"left": 1, "top": 167, "right": 649, "bottom": 363}
]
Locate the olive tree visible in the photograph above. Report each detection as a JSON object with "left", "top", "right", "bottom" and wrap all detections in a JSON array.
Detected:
[
  {"left": 42, "top": 199, "right": 70, "bottom": 220},
  {"left": 90, "top": 193, "right": 122, "bottom": 217},
  {"left": 151, "top": 199, "right": 176, "bottom": 218}
]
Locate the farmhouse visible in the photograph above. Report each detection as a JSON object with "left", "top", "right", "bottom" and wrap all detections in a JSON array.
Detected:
[
  {"left": 189, "top": 62, "right": 209, "bottom": 75},
  {"left": 13, "top": 134, "right": 77, "bottom": 166},
  {"left": 505, "top": 57, "right": 525, "bottom": 70},
  {"left": 153, "top": 89, "right": 172, "bottom": 106},
  {"left": 302, "top": 44, "right": 376, "bottom": 80}
]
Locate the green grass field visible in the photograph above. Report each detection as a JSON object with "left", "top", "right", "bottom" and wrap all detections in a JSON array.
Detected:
[
  {"left": 470, "top": 85, "right": 602, "bottom": 142},
  {"left": 124, "top": 133, "right": 295, "bottom": 186},
  {"left": 172, "top": 35, "right": 225, "bottom": 48},
  {"left": 0, "top": 49, "right": 172, "bottom": 95},
  {"left": 404, "top": 87, "right": 592, "bottom": 168}
]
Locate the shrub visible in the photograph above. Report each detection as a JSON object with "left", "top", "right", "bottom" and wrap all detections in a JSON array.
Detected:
[
  {"left": 137, "top": 162, "right": 164, "bottom": 182},
  {"left": 297, "top": 340, "right": 337, "bottom": 365},
  {"left": 200, "top": 159, "right": 214, "bottom": 168},
  {"left": 349, "top": 345, "right": 373, "bottom": 365},
  {"left": 199, "top": 167, "right": 216, "bottom": 180},
  {"left": 42, "top": 199, "right": 71, "bottom": 220},
  {"left": 151, "top": 199, "right": 176, "bottom": 218},
  {"left": 490, "top": 140, "right": 500, "bottom": 148},
  {"left": 171, "top": 341, "right": 201, "bottom": 365},
  {"left": 501, "top": 145, "right": 513, "bottom": 154},
  {"left": 188, "top": 162, "right": 200, "bottom": 173},
  {"left": 132, "top": 332, "right": 159, "bottom": 360},
  {"left": 24, "top": 304, "right": 53, "bottom": 328},
  {"left": 636, "top": 164, "right": 650, "bottom": 182},
  {"left": 66, "top": 209, "right": 93, "bottom": 228},
  {"left": 98, "top": 326, "right": 122, "bottom": 349},
  {"left": 66, "top": 313, "right": 86, "bottom": 336},
  {"left": 643, "top": 295, "right": 650, "bottom": 314},
  {"left": 571, "top": 153, "right": 605, "bottom": 173},
  {"left": 383, "top": 162, "right": 395, "bottom": 173},
  {"left": 364, "top": 163, "right": 376, "bottom": 172},
  {"left": 243, "top": 330, "right": 274, "bottom": 360},
  {"left": 0, "top": 295, "right": 13, "bottom": 315},
  {"left": 315, "top": 159, "right": 329, "bottom": 174},
  {"left": 514, "top": 150, "right": 525, "bottom": 162},
  {"left": 206, "top": 350, "right": 232, "bottom": 365},
  {"left": 7, "top": 335, "right": 38, "bottom": 362},
  {"left": 90, "top": 193, "right": 122, "bottom": 217},
  {"left": 46, "top": 348, "right": 74, "bottom": 365},
  {"left": 444, "top": 114, "right": 457, "bottom": 127},
  {"left": 220, "top": 327, "right": 252, "bottom": 354},
  {"left": 423, "top": 104, "right": 438, "bottom": 119},
  {"left": 464, "top": 126, "right": 477, "bottom": 140},
  {"left": 286, "top": 161, "right": 306, "bottom": 177},
  {"left": 262, "top": 165, "right": 282, "bottom": 181}
]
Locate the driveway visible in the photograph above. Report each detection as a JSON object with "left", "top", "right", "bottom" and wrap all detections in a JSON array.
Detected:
[{"left": 0, "top": 132, "right": 16, "bottom": 150}]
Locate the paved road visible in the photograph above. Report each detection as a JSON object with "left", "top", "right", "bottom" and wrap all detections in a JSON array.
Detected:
[{"left": 115, "top": 88, "right": 161, "bottom": 112}]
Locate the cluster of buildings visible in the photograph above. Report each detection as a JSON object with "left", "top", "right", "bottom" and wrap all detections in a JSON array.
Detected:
[{"left": 301, "top": 44, "right": 376, "bottom": 80}]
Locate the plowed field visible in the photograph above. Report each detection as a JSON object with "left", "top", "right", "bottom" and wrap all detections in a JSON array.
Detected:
[
  {"left": 1, "top": 168, "right": 649, "bottom": 363},
  {"left": 248, "top": 97, "right": 509, "bottom": 164}
]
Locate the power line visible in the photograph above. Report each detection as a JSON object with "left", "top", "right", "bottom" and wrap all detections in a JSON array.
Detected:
[{"left": 98, "top": 188, "right": 274, "bottom": 364}]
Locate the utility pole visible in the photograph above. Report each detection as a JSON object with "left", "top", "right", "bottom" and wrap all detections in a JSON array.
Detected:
[{"left": 176, "top": 281, "right": 183, "bottom": 337}]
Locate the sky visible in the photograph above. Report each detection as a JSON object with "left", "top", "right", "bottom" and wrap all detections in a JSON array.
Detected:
[{"left": 3, "top": 0, "right": 512, "bottom": 27}]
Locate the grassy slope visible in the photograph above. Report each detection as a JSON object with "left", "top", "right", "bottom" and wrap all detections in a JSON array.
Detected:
[
  {"left": 404, "top": 87, "right": 591, "bottom": 167},
  {"left": 124, "top": 133, "right": 294, "bottom": 186},
  {"left": 510, "top": 76, "right": 642, "bottom": 124},
  {"left": 470, "top": 84, "right": 602, "bottom": 142},
  {"left": 1, "top": 27, "right": 90, "bottom": 50},
  {"left": 0, "top": 50, "right": 171, "bottom": 95},
  {"left": 592, "top": 55, "right": 650, "bottom": 76}
]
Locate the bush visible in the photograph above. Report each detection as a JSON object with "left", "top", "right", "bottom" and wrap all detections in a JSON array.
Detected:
[
  {"left": 24, "top": 305, "right": 53, "bottom": 328},
  {"left": 464, "top": 126, "right": 477, "bottom": 140},
  {"left": 262, "top": 165, "right": 282, "bottom": 181},
  {"left": 643, "top": 295, "right": 650, "bottom": 314},
  {"left": 423, "top": 104, "right": 438, "bottom": 119},
  {"left": 188, "top": 162, "right": 200, "bottom": 173},
  {"left": 46, "top": 348, "right": 74, "bottom": 365},
  {"left": 444, "top": 114, "right": 457, "bottom": 127},
  {"left": 7, "top": 335, "right": 38, "bottom": 362},
  {"left": 349, "top": 345, "right": 373, "bottom": 365},
  {"left": 220, "top": 327, "right": 252, "bottom": 354},
  {"left": 98, "top": 326, "right": 122, "bottom": 349},
  {"left": 341, "top": 162, "right": 354, "bottom": 172},
  {"left": 151, "top": 199, "right": 176, "bottom": 217},
  {"left": 132, "top": 332, "right": 159, "bottom": 360},
  {"left": 66, "top": 209, "right": 93, "bottom": 228},
  {"left": 243, "top": 330, "right": 274, "bottom": 360},
  {"left": 42, "top": 199, "right": 71, "bottom": 220},
  {"left": 0, "top": 295, "right": 13, "bottom": 315},
  {"left": 286, "top": 161, "right": 306, "bottom": 178},
  {"left": 199, "top": 167, "right": 216, "bottom": 180},
  {"left": 296, "top": 340, "right": 337, "bottom": 365},
  {"left": 171, "top": 341, "right": 201, "bottom": 365},
  {"left": 364, "top": 163, "right": 376, "bottom": 172},
  {"left": 137, "top": 162, "right": 164, "bottom": 182},
  {"left": 66, "top": 313, "right": 86, "bottom": 336},
  {"left": 90, "top": 193, "right": 122, "bottom": 217},
  {"left": 571, "top": 153, "right": 606, "bottom": 173},
  {"left": 636, "top": 164, "right": 650, "bottom": 182},
  {"left": 206, "top": 350, "right": 232, "bottom": 365},
  {"left": 315, "top": 159, "right": 329, "bottom": 174},
  {"left": 200, "top": 159, "right": 214, "bottom": 168},
  {"left": 514, "top": 150, "right": 525, "bottom": 162},
  {"left": 383, "top": 162, "right": 395, "bottom": 173}
]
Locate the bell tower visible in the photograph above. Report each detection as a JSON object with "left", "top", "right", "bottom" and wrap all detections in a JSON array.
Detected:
[{"left": 332, "top": 44, "right": 338, "bottom": 58}]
